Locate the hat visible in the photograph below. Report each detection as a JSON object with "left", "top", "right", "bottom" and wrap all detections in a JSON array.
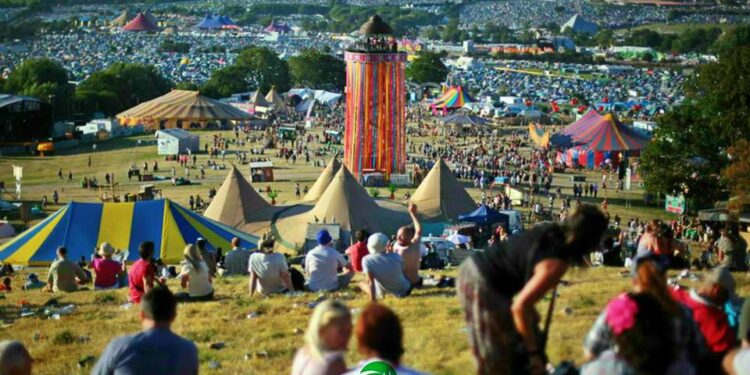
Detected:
[
  {"left": 27, "top": 273, "right": 38, "bottom": 282},
  {"left": 630, "top": 251, "right": 668, "bottom": 278},
  {"left": 367, "top": 233, "right": 389, "bottom": 254},
  {"left": 316, "top": 230, "right": 332, "bottom": 246},
  {"left": 98, "top": 242, "right": 115, "bottom": 257},
  {"left": 196, "top": 237, "right": 207, "bottom": 247},
  {"left": 705, "top": 266, "right": 737, "bottom": 298}
]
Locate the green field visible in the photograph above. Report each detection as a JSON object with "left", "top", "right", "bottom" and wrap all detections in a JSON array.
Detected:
[
  {"left": 623, "top": 22, "right": 737, "bottom": 34},
  {"left": 0, "top": 126, "right": 699, "bottom": 374}
]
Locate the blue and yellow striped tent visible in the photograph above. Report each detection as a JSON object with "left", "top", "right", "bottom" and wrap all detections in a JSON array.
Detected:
[{"left": 0, "top": 199, "right": 257, "bottom": 265}]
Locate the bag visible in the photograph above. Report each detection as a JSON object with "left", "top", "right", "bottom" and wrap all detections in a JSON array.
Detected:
[
  {"left": 420, "top": 251, "right": 445, "bottom": 270},
  {"left": 289, "top": 267, "right": 305, "bottom": 291}
]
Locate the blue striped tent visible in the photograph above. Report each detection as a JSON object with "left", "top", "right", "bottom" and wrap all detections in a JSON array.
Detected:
[{"left": 0, "top": 199, "right": 257, "bottom": 265}]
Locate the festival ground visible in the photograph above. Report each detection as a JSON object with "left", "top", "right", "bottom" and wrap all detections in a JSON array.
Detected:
[{"left": 0, "top": 126, "right": 704, "bottom": 374}]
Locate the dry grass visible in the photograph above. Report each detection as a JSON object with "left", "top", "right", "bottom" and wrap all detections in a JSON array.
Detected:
[{"left": 0, "top": 128, "right": 698, "bottom": 374}]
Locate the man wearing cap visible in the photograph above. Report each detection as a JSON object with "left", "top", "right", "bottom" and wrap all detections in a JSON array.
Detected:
[
  {"left": 92, "top": 242, "right": 124, "bottom": 290},
  {"left": 304, "top": 229, "right": 354, "bottom": 292},
  {"left": 249, "top": 234, "right": 293, "bottom": 296},
  {"left": 46, "top": 246, "right": 89, "bottom": 293},
  {"left": 359, "top": 233, "right": 413, "bottom": 302},
  {"left": 671, "top": 266, "right": 737, "bottom": 370}
]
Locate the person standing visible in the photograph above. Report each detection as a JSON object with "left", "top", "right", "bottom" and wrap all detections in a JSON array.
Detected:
[
  {"left": 458, "top": 205, "right": 608, "bottom": 375},
  {"left": 46, "top": 247, "right": 89, "bottom": 292},
  {"left": 92, "top": 287, "right": 198, "bottom": 375}
]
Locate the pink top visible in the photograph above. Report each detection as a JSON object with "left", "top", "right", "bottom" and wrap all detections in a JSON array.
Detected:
[{"left": 92, "top": 258, "right": 121, "bottom": 288}]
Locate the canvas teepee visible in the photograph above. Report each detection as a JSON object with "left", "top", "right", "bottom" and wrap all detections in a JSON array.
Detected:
[
  {"left": 304, "top": 156, "right": 341, "bottom": 201},
  {"left": 265, "top": 86, "right": 287, "bottom": 111},
  {"left": 203, "top": 166, "right": 270, "bottom": 228},
  {"left": 410, "top": 159, "right": 476, "bottom": 222}
]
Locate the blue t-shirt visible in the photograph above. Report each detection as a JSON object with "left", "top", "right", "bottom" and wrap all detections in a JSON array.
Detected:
[{"left": 92, "top": 328, "right": 198, "bottom": 375}]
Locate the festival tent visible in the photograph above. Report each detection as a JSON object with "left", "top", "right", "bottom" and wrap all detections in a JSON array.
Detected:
[
  {"left": 304, "top": 156, "right": 342, "bottom": 201},
  {"left": 143, "top": 10, "right": 158, "bottom": 26},
  {"left": 0, "top": 221, "right": 15, "bottom": 239},
  {"left": 249, "top": 90, "right": 270, "bottom": 108},
  {"left": 117, "top": 90, "right": 251, "bottom": 129},
  {"left": 196, "top": 15, "right": 224, "bottom": 29},
  {"left": 557, "top": 110, "right": 650, "bottom": 152},
  {"left": 430, "top": 86, "right": 475, "bottom": 110},
  {"left": 265, "top": 87, "right": 287, "bottom": 111},
  {"left": 111, "top": 10, "right": 133, "bottom": 27},
  {"left": 0, "top": 200, "right": 257, "bottom": 265},
  {"left": 561, "top": 14, "right": 598, "bottom": 35},
  {"left": 264, "top": 20, "right": 291, "bottom": 33},
  {"left": 204, "top": 166, "right": 271, "bottom": 228},
  {"left": 274, "top": 166, "right": 409, "bottom": 251},
  {"left": 122, "top": 12, "right": 161, "bottom": 32},
  {"left": 440, "top": 113, "right": 488, "bottom": 127},
  {"left": 458, "top": 204, "right": 509, "bottom": 226},
  {"left": 410, "top": 159, "right": 476, "bottom": 222}
]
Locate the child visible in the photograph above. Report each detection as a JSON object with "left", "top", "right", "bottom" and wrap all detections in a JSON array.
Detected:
[
  {"left": 0, "top": 277, "right": 12, "bottom": 292},
  {"left": 24, "top": 273, "right": 45, "bottom": 290}
]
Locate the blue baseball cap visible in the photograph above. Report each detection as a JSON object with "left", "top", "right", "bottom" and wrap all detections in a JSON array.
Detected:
[{"left": 317, "top": 230, "right": 332, "bottom": 246}]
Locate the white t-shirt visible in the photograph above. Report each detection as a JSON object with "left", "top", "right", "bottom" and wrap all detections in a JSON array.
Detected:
[
  {"left": 180, "top": 261, "right": 213, "bottom": 297},
  {"left": 304, "top": 245, "right": 348, "bottom": 292},
  {"left": 362, "top": 253, "right": 411, "bottom": 298},
  {"left": 249, "top": 252, "right": 289, "bottom": 295}
]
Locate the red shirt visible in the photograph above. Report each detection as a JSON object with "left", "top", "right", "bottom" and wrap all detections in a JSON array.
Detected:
[
  {"left": 345, "top": 242, "right": 369, "bottom": 272},
  {"left": 671, "top": 287, "right": 735, "bottom": 353},
  {"left": 128, "top": 259, "right": 155, "bottom": 303},
  {"left": 0, "top": 284, "right": 11, "bottom": 292},
  {"left": 92, "top": 258, "right": 121, "bottom": 288}
]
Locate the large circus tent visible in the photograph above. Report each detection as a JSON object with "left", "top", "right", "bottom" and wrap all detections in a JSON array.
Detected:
[
  {"left": 117, "top": 90, "right": 251, "bottom": 129},
  {"left": 534, "top": 109, "right": 651, "bottom": 168},
  {"left": 122, "top": 12, "right": 160, "bottom": 32},
  {"left": 196, "top": 15, "right": 239, "bottom": 30},
  {"left": 0, "top": 200, "right": 257, "bottom": 265},
  {"left": 430, "top": 86, "right": 475, "bottom": 112}
]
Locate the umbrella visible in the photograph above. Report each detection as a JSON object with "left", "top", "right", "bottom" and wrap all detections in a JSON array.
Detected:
[{"left": 446, "top": 233, "right": 471, "bottom": 245}]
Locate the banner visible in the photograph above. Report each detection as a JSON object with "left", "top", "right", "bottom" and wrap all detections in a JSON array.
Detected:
[{"left": 665, "top": 194, "right": 685, "bottom": 215}]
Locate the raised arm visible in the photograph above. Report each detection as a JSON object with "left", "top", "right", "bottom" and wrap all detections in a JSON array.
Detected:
[{"left": 408, "top": 203, "right": 422, "bottom": 243}]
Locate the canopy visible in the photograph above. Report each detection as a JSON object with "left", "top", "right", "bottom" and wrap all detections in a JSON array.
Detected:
[
  {"left": 123, "top": 13, "right": 160, "bottom": 32},
  {"left": 111, "top": 10, "right": 133, "bottom": 27},
  {"left": 431, "top": 86, "right": 475, "bottom": 109},
  {"left": 203, "top": 166, "right": 271, "bottom": 228},
  {"left": 304, "top": 156, "right": 341, "bottom": 201},
  {"left": 440, "top": 113, "right": 488, "bottom": 126},
  {"left": 117, "top": 90, "right": 251, "bottom": 127},
  {"left": 553, "top": 109, "right": 650, "bottom": 152},
  {"left": 410, "top": 159, "right": 476, "bottom": 222},
  {"left": 0, "top": 200, "right": 257, "bottom": 265},
  {"left": 458, "top": 204, "right": 509, "bottom": 226},
  {"left": 264, "top": 20, "right": 290, "bottom": 33}
]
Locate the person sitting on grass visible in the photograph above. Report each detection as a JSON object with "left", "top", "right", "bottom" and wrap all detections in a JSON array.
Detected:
[
  {"left": 0, "top": 277, "right": 11, "bottom": 292},
  {"left": 249, "top": 234, "right": 293, "bottom": 297},
  {"left": 175, "top": 244, "right": 214, "bottom": 302},
  {"left": 92, "top": 243, "right": 124, "bottom": 290},
  {"left": 305, "top": 230, "right": 354, "bottom": 292},
  {"left": 0, "top": 340, "right": 32, "bottom": 375},
  {"left": 393, "top": 203, "right": 423, "bottom": 287},
  {"left": 23, "top": 273, "right": 46, "bottom": 290},
  {"left": 581, "top": 293, "right": 688, "bottom": 375},
  {"left": 45, "top": 246, "right": 89, "bottom": 293},
  {"left": 223, "top": 237, "right": 251, "bottom": 276},
  {"left": 359, "top": 233, "right": 413, "bottom": 302},
  {"left": 292, "top": 300, "right": 352, "bottom": 375},
  {"left": 345, "top": 230, "right": 370, "bottom": 273},
  {"left": 345, "top": 303, "right": 427, "bottom": 375},
  {"left": 128, "top": 241, "right": 161, "bottom": 304},
  {"left": 92, "top": 286, "right": 198, "bottom": 375}
]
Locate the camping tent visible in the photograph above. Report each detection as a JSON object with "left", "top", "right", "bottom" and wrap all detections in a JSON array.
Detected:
[
  {"left": 431, "top": 86, "right": 475, "bottom": 110},
  {"left": 458, "top": 204, "right": 509, "bottom": 226},
  {"left": 204, "top": 166, "right": 271, "bottom": 228},
  {"left": 111, "top": 10, "right": 133, "bottom": 27},
  {"left": 0, "top": 200, "right": 257, "bottom": 265},
  {"left": 275, "top": 166, "right": 409, "bottom": 251},
  {"left": 561, "top": 14, "right": 598, "bottom": 35},
  {"left": 410, "top": 159, "right": 476, "bottom": 222},
  {"left": 122, "top": 12, "right": 161, "bottom": 32},
  {"left": 265, "top": 87, "right": 287, "bottom": 111},
  {"left": 304, "top": 156, "right": 341, "bottom": 201},
  {"left": 117, "top": 90, "right": 251, "bottom": 129}
]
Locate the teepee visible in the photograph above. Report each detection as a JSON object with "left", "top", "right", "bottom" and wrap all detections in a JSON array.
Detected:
[
  {"left": 304, "top": 156, "right": 341, "bottom": 201},
  {"left": 204, "top": 166, "right": 270, "bottom": 227},
  {"left": 111, "top": 10, "right": 133, "bottom": 27},
  {"left": 410, "top": 159, "right": 476, "bottom": 222},
  {"left": 265, "top": 86, "right": 287, "bottom": 111},
  {"left": 249, "top": 90, "right": 270, "bottom": 108}
]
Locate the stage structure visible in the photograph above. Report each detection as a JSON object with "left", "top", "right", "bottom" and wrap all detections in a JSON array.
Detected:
[{"left": 344, "top": 15, "right": 407, "bottom": 179}]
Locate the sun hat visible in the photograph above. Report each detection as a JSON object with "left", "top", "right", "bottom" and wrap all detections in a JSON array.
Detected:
[
  {"left": 367, "top": 233, "right": 389, "bottom": 254},
  {"left": 98, "top": 242, "right": 115, "bottom": 257},
  {"left": 316, "top": 230, "right": 332, "bottom": 246}
]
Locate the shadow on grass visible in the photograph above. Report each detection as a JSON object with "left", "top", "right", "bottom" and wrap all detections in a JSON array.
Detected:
[{"left": 411, "top": 288, "right": 456, "bottom": 298}]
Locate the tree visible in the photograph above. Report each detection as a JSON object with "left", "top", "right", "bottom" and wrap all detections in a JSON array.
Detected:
[
  {"left": 75, "top": 63, "right": 172, "bottom": 116},
  {"left": 405, "top": 52, "right": 449, "bottom": 84},
  {"left": 200, "top": 65, "right": 254, "bottom": 99},
  {"left": 712, "top": 25, "right": 750, "bottom": 57},
  {"left": 235, "top": 46, "right": 291, "bottom": 93},
  {"left": 724, "top": 140, "right": 750, "bottom": 209},
  {"left": 593, "top": 29, "right": 614, "bottom": 47},
  {"left": 4, "top": 58, "right": 71, "bottom": 120},
  {"left": 288, "top": 49, "right": 345, "bottom": 91},
  {"left": 175, "top": 81, "right": 199, "bottom": 91}
]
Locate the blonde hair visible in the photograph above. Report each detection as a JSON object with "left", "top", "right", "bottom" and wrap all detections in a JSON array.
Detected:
[
  {"left": 305, "top": 299, "right": 351, "bottom": 360},
  {"left": 183, "top": 244, "right": 203, "bottom": 272}
]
